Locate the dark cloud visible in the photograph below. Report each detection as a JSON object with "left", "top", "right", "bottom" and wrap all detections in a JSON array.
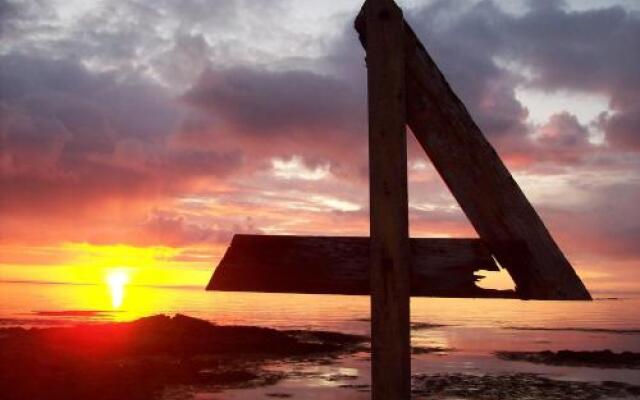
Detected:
[
  {"left": 183, "top": 66, "right": 364, "bottom": 137},
  {"left": 403, "top": 0, "right": 640, "bottom": 154},
  {"left": 498, "top": 3, "right": 640, "bottom": 151},
  {"left": 598, "top": 104, "right": 640, "bottom": 150},
  {"left": 0, "top": 54, "right": 243, "bottom": 219},
  {"left": 0, "top": 0, "right": 18, "bottom": 34},
  {"left": 504, "top": 4, "right": 639, "bottom": 98},
  {"left": 537, "top": 112, "right": 589, "bottom": 148},
  {"left": 0, "top": 54, "right": 179, "bottom": 142},
  {"left": 406, "top": 0, "right": 529, "bottom": 141},
  {"left": 498, "top": 111, "right": 597, "bottom": 167},
  {"left": 178, "top": 65, "right": 369, "bottom": 180}
]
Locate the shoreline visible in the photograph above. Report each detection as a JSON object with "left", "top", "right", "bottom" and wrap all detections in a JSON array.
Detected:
[{"left": 1, "top": 314, "right": 640, "bottom": 399}]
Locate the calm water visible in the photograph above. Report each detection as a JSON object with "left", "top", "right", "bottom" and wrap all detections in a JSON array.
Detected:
[{"left": 2, "top": 281, "right": 640, "bottom": 397}]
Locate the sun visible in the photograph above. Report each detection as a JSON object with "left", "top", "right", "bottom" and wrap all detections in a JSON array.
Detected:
[{"left": 106, "top": 269, "right": 130, "bottom": 309}]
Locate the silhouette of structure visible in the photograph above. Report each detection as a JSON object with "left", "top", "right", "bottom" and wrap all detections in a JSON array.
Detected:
[
  {"left": 208, "top": 0, "right": 591, "bottom": 398},
  {"left": 208, "top": 234, "right": 514, "bottom": 298}
]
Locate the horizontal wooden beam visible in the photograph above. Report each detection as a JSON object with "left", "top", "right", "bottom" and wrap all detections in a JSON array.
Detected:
[
  {"left": 354, "top": 10, "right": 591, "bottom": 300},
  {"left": 207, "top": 234, "right": 514, "bottom": 298}
]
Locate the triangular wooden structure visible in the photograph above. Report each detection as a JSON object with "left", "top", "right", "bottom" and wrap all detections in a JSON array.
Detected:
[
  {"left": 207, "top": 0, "right": 590, "bottom": 301},
  {"left": 207, "top": 0, "right": 591, "bottom": 398}
]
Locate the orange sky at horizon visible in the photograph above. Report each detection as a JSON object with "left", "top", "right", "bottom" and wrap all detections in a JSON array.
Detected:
[{"left": 1, "top": 150, "right": 638, "bottom": 294}]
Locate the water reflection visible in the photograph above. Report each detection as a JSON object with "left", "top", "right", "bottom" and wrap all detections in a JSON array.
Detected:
[
  {"left": 106, "top": 269, "right": 129, "bottom": 309},
  {"left": 1, "top": 283, "right": 639, "bottom": 333},
  {"left": 1, "top": 282, "right": 639, "bottom": 398}
]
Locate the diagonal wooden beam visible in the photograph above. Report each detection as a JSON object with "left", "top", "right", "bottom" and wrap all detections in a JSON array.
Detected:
[
  {"left": 206, "top": 234, "right": 513, "bottom": 298},
  {"left": 355, "top": 4, "right": 591, "bottom": 300}
]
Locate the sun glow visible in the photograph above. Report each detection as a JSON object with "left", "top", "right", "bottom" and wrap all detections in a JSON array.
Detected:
[{"left": 106, "top": 269, "right": 130, "bottom": 309}]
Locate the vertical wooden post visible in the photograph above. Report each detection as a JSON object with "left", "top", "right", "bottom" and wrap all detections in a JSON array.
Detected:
[{"left": 365, "top": 0, "right": 410, "bottom": 398}]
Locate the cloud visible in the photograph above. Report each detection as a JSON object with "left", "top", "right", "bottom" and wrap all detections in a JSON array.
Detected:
[
  {"left": 405, "top": 0, "right": 530, "bottom": 142},
  {"left": 132, "top": 211, "right": 237, "bottom": 247},
  {"left": 0, "top": 53, "right": 243, "bottom": 222},
  {"left": 271, "top": 156, "right": 331, "bottom": 181},
  {"left": 177, "top": 64, "right": 369, "bottom": 183},
  {"left": 543, "top": 178, "right": 640, "bottom": 260},
  {"left": 498, "top": 111, "right": 598, "bottom": 167},
  {"left": 403, "top": 0, "right": 640, "bottom": 156},
  {"left": 0, "top": 0, "right": 18, "bottom": 34},
  {"left": 495, "top": 2, "right": 640, "bottom": 152},
  {"left": 598, "top": 104, "right": 640, "bottom": 150},
  {"left": 183, "top": 66, "right": 364, "bottom": 138}
]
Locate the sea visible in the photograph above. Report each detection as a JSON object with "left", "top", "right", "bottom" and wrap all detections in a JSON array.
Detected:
[{"left": 1, "top": 281, "right": 639, "bottom": 399}]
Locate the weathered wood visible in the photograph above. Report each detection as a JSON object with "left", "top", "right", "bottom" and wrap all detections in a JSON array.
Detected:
[
  {"left": 355, "top": 3, "right": 591, "bottom": 300},
  {"left": 206, "top": 234, "right": 514, "bottom": 298},
  {"left": 365, "top": 0, "right": 411, "bottom": 398}
]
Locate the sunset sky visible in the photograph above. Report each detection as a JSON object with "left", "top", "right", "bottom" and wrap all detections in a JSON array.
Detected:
[{"left": 1, "top": 0, "right": 639, "bottom": 293}]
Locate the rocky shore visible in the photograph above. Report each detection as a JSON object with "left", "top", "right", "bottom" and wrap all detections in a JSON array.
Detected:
[
  {"left": 411, "top": 373, "right": 640, "bottom": 400},
  {"left": 2, "top": 314, "right": 639, "bottom": 399},
  {"left": 496, "top": 349, "right": 640, "bottom": 369},
  {"left": 0, "top": 314, "right": 365, "bottom": 400}
]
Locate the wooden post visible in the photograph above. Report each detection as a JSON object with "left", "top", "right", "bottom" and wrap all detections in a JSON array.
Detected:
[
  {"left": 365, "top": 0, "right": 411, "bottom": 398},
  {"left": 354, "top": 6, "right": 591, "bottom": 301}
]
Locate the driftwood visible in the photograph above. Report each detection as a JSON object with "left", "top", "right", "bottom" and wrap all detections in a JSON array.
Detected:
[
  {"left": 355, "top": 4, "right": 590, "bottom": 300},
  {"left": 207, "top": 234, "right": 514, "bottom": 298}
]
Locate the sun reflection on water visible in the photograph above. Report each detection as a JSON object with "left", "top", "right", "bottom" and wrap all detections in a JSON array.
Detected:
[{"left": 106, "top": 269, "right": 129, "bottom": 309}]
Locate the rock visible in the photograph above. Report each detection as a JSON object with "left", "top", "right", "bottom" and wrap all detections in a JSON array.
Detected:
[
  {"left": 496, "top": 349, "right": 640, "bottom": 369},
  {"left": 0, "top": 314, "right": 366, "bottom": 400},
  {"left": 411, "top": 373, "right": 640, "bottom": 399}
]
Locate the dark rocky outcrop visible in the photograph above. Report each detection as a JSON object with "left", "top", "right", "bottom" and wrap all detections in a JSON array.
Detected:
[
  {"left": 0, "top": 314, "right": 365, "bottom": 400},
  {"left": 496, "top": 349, "right": 640, "bottom": 369},
  {"left": 411, "top": 373, "right": 640, "bottom": 399}
]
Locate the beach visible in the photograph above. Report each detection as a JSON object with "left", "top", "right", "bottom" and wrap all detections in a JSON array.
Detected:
[{"left": 1, "top": 281, "right": 639, "bottom": 399}]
